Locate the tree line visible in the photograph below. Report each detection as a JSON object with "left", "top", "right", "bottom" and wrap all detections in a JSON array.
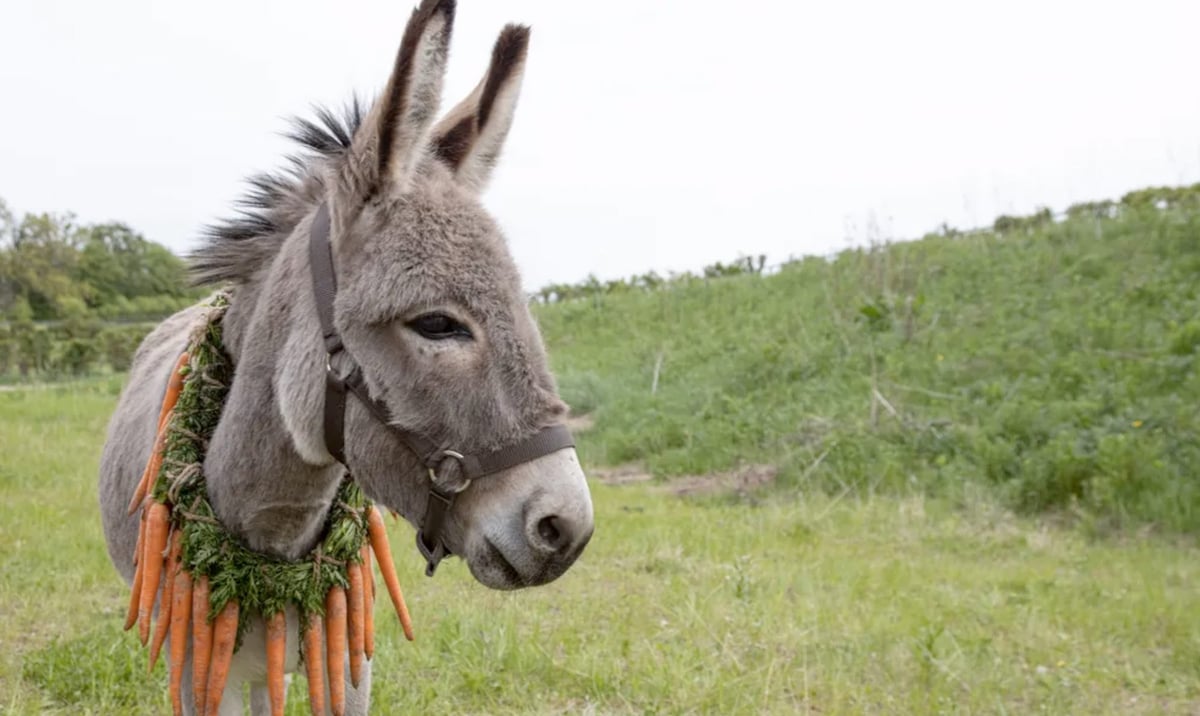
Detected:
[
  {"left": 534, "top": 183, "right": 1200, "bottom": 305},
  {"left": 2, "top": 182, "right": 1197, "bottom": 377},
  {"left": 0, "top": 197, "right": 204, "bottom": 377},
  {"left": 0, "top": 198, "right": 201, "bottom": 322},
  {"left": 989, "top": 184, "right": 1200, "bottom": 235}
]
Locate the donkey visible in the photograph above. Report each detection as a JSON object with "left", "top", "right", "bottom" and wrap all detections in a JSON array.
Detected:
[{"left": 98, "top": 1, "right": 594, "bottom": 713}]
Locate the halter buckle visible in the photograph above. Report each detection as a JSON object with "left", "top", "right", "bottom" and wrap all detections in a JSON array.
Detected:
[{"left": 415, "top": 449, "right": 468, "bottom": 576}]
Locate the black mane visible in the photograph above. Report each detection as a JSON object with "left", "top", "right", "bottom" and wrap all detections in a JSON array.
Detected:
[{"left": 189, "top": 98, "right": 365, "bottom": 285}]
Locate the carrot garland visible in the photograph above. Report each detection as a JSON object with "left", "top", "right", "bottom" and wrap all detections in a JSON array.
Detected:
[
  {"left": 265, "top": 611, "right": 287, "bottom": 716},
  {"left": 367, "top": 506, "right": 415, "bottom": 640},
  {"left": 169, "top": 567, "right": 193, "bottom": 716},
  {"left": 148, "top": 529, "right": 182, "bottom": 671},
  {"left": 205, "top": 600, "right": 240, "bottom": 716},
  {"left": 126, "top": 421, "right": 166, "bottom": 516},
  {"left": 191, "top": 575, "right": 213, "bottom": 716},
  {"left": 325, "top": 586, "right": 348, "bottom": 716},
  {"left": 347, "top": 560, "right": 366, "bottom": 688},
  {"left": 132, "top": 512, "right": 145, "bottom": 566},
  {"left": 124, "top": 527, "right": 145, "bottom": 628},
  {"left": 362, "top": 546, "right": 375, "bottom": 660},
  {"left": 303, "top": 617, "right": 326, "bottom": 716},
  {"left": 138, "top": 502, "right": 170, "bottom": 645},
  {"left": 365, "top": 544, "right": 376, "bottom": 597},
  {"left": 127, "top": 351, "right": 189, "bottom": 515},
  {"left": 123, "top": 295, "right": 415, "bottom": 715}
]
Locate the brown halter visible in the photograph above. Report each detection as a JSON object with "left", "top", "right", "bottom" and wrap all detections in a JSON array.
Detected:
[{"left": 308, "top": 203, "right": 574, "bottom": 576}]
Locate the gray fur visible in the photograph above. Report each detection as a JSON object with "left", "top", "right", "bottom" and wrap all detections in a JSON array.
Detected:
[{"left": 99, "top": 2, "right": 593, "bottom": 713}]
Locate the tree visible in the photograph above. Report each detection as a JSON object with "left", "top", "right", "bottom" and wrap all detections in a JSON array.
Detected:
[
  {"left": 75, "top": 222, "right": 190, "bottom": 305},
  {"left": 1, "top": 211, "right": 82, "bottom": 319}
]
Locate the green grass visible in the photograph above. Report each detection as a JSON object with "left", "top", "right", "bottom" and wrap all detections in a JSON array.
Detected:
[
  {"left": 2, "top": 200, "right": 1199, "bottom": 713},
  {"left": 2, "top": 380, "right": 1199, "bottom": 714},
  {"left": 541, "top": 206, "right": 1200, "bottom": 533}
]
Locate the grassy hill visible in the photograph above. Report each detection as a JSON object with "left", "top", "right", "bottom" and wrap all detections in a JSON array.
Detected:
[
  {"left": 2, "top": 190, "right": 1199, "bottom": 713},
  {"left": 538, "top": 200, "right": 1200, "bottom": 533}
]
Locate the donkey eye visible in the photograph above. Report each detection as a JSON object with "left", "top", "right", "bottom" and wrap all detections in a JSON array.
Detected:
[{"left": 408, "top": 313, "right": 472, "bottom": 340}]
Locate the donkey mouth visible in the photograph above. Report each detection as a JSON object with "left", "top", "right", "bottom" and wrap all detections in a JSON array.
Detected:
[
  {"left": 482, "top": 538, "right": 526, "bottom": 589},
  {"left": 476, "top": 534, "right": 589, "bottom": 590}
]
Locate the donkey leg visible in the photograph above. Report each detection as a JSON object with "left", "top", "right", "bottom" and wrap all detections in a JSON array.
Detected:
[
  {"left": 216, "top": 684, "right": 245, "bottom": 716},
  {"left": 312, "top": 638, "right": 372, "bottom": 714},
  {"left": 344, "top": 657, "right": 372, "bottom": 716},
  {"left": 177, "top": 656, "right": 244, "bottom": 716},
  {"left": 178, "top": 653, "right": 196, "bottom": 716},
  {"left": 248, "top": 676, "right": 291, "bottom": 716},
  {"left": 171, "top": 633, "right": 212, "bottom": 716}
]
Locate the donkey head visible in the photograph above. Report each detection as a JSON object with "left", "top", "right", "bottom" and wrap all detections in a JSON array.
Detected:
[{"left": 306, "top": 0, "right": 592, "bottom": 589}]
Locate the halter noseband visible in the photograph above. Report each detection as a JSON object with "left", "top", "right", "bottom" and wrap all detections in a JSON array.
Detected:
[{"left": 307, "top": 203, "right": 574, "bottom": 576}]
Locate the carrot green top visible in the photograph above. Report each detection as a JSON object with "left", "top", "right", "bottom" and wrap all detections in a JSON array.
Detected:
[{"left": 149, "top": 293, "right": 370, "bottom": 651}]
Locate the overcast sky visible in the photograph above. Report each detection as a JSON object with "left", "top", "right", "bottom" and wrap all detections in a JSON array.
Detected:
[{"left": 3, "top": 0, "right": 1199, "bottom": 290}]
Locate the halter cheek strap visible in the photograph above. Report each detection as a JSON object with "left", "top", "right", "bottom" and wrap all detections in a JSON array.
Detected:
[{"left": 307, "top": 202, "right": 574, "bottom": 576}]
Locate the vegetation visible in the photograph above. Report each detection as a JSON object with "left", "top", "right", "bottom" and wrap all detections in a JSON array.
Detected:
[
  {"left": 0, "top": 197, "right": 203, "bottom": 379},
  {"left": 542, "top": 185, "right": 1200, "bottom": 534},
  {"left": 1, "top": 184, "right": 1198, "bottom": 712},
  {"left": 1, "top": 382, "right": 1197, "bottom": 713}
]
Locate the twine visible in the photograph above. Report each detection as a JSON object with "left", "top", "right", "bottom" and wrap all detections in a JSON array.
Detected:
[{"left": 143, "top": 291, "right": 373, "bottom": 649}]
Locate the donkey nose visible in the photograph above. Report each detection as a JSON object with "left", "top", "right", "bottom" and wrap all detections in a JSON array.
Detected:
[
  {"left": 528, "top": 512, "right": 588, "bottom": 555},
  {"left": 535, "top": 515, "right": 569, "bottom": 551}
]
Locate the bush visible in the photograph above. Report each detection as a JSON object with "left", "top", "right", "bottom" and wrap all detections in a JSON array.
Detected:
[
  {"left": 536, "top": 195, "right": 1200, "bottom": 532},
  {"left": 99, "top": 325, "right": 151, "bottom": 372}
]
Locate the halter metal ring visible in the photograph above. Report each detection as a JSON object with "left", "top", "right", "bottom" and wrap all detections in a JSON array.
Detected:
[
  {"left": 326, "top": 351, "right": 354, "bottom": 382},
  {"left": 428, "top": 449, "right": 469, "bottom": 494}
]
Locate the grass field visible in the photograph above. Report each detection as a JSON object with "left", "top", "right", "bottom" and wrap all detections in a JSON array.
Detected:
[
  {"left": 1, "top": 380, "right": 1198, "bottom": 714},
  {"left": 542, "top": 204, "right": 1200, "bottom": 534},
  {"left": 1, "top": 197, "right": 1198, "bottom": 713}
]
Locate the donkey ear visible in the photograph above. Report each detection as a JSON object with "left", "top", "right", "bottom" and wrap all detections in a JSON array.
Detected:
[
  {"left": 342, "top": 0, "right": 456, "bottom": 198},
  {"left": 430, "top": 24, "right": 530, "bottom": 193}
]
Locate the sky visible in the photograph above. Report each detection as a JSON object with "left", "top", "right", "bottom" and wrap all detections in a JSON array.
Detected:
[{"left": 3, "top": 0, "right": 1200, "bottom": 290}]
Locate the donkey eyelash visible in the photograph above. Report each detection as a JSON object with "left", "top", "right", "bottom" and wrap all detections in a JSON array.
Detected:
[{"left": 407, "top": 312, "right": 473, "bottom": 341}]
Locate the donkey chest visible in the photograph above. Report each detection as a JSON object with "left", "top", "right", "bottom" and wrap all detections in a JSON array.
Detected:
[{"left": 229, "top": 499, "right": 336, "bottom": 560}]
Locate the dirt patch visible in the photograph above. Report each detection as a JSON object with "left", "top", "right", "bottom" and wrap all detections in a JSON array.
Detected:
[
  {"left": 589, "top": 464, "right": 654, "bottom": 485},
  {"left": 565, "top": 413, "right": 595, "bottom": 433},
  {"left": 667, "top": 464, "right": 779, "bottom": 497},
  {"left": 589, "top": 462, "right": 780, "bottom": 496}
]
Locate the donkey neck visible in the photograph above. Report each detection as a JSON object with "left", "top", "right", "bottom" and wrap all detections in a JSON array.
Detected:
[{"left": 202, "top": 226, "right": 345, "bottom": 560}]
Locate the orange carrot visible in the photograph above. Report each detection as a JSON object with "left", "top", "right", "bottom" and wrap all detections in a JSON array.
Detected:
[
  {"left": 347, "top": 560, "right": 365, "bottom": 688},
  {"left": 168, "top": 567, "right": 193, "bottom": 716},
  {"left": 325, "top": 587, "right": 347, "bottom": 716},
  {"left": 361, "top": 546, "right": 375, "bottom": 660},
  {"left": 303, "top": 616, "right": 326, "bottom": 716},
  {"left": 132, "top": 512, "right": 146, "bottom": 565},
  {"left": 364, "top": 543, "right": 376, "bottom": 597},
  {"left": 124, "top": 553, "right": 144, "bottom": 631},
  {"left": 266, "top": 611, "right": 286, "bottom": 716},
  {"left": 127, "top": 423, "right": 168, "bottom": 515},
  {"left": 127, "top": 352, "right": 189, "bottom": 515},
  {"left": 149, "top": 529, "right": 182, "bottom": 671},
  {"left": 205, "top": 599, "right": 239, "bottom": 716},
  {"left": 125, "top": 515, "right": 146, "bottom": 630},
  {"left": 159, "top": 352, "right": 190, "bottom": 424},
  {"left": 139, "top": 502, "right": 170, "bottom": 645},
  {"left": 192, "top": 575, "right": 213, "bottom": 715},
  {"left": 366, "top": 506, "right": 414, "bottom": 640},
  {"left": 147, "top": 569, "right": 172, "bottom": 671}
]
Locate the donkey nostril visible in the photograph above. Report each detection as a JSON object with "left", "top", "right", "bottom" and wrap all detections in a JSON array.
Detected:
[{"left": 536, "top": 515, "right": 566, "bottom": 550}]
